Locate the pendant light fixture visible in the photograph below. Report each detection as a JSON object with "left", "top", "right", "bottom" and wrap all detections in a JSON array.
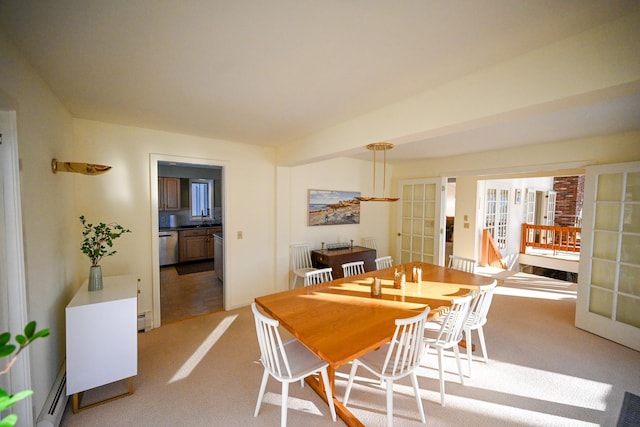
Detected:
[{"left": 357, "top": 142, "right": 399, "bottom": 202}]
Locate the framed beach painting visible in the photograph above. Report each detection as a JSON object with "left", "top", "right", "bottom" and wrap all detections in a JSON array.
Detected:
[{"left": 308, "top": 189, "right": 361, "bottom": 226}]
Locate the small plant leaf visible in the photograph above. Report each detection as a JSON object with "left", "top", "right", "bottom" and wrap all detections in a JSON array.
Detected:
[
  {"left": 23, "top": 321, "right": 36, "bottom": 339},
  {"left": 0, "top": 344, "right": 16, "bottom": 358},
  {"left": 33, "top": 329, "right": 50, "bottom": 340},
  {"left": 14, "top": 335, "right": 26, "bottom": 346},
  {"left": 0, "top": 333, "right": 10, "bottom": 346},
  {"left": 0, "top": 413, "right": 18, "bottom": 427}
]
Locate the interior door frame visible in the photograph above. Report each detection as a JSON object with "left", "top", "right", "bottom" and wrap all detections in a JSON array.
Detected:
[
  {"left": 0, "top": 110, "right": 33, "bottom": 424},
  {"left": 149, "top": 153, "right": 227, "bottom": 329},
  {"left": 396, "top": 177, "right": 446, "bottom": 266}
]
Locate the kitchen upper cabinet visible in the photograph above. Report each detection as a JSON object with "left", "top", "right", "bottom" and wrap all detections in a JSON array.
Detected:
[{"left": 158, "top": 177, "right": 181, "bottom": 211}]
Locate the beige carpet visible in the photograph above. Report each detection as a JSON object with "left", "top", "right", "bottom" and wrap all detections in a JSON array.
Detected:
[{"left": 60, "top": 271, "right": 640, "bottom": 426}]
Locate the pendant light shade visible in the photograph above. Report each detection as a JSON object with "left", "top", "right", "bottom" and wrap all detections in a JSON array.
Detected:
[{"left": 357, "top": 142, "right": 399, "bottom": 202}]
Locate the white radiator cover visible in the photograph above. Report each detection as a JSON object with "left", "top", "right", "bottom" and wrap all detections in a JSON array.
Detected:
[{"left": 36, "top": 362, "right": 67, "bottom": 427}]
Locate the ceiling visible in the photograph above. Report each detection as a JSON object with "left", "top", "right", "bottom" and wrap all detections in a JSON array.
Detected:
[{"left": 1, "top": 0, "right": 639, "bottom": 162}]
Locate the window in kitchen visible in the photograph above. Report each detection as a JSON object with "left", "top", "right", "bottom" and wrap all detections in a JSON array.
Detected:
[{"left": 190, "top": 178, "right": 214, "bottom": 219}]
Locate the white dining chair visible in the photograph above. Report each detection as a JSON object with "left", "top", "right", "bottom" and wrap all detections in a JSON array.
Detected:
[
  {"left": 447, "top": 255, "right": 476, "bottom": 273},
  {"left": 464, "top": 280, "right": 497, "bottom": 377},
  {"left": 343, "top": 307, "right": 429, "bottom": 427},
  {"left": 290, "top": 243, "right": 317, "bottom": 288},
  {"left": 375, "top": 256, "right": 393, "bottom": 270},
  {"left": 422, "top": 294, "right": 473, "bottom": 407},
  {"left": 303, "top": 267, "right": 333, "bottom": 286},
  {"left": 342, "top": 260, "right": 365, "bottom": 278},
  {"left": 361, "top": 236, "right": 377, "bottom": 249},
  {"left": 251, "top": 303, "right": 336, "bottom": 427}
]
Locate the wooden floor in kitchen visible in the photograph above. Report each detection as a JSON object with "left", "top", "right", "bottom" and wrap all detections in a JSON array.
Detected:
[{"left": 160, "top": 261, "right": 223, "bottom": 324}]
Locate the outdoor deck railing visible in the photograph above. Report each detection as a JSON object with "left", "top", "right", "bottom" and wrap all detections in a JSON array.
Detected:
[{"left": 520, "top": 224, "right": 581, "bottom": 254}]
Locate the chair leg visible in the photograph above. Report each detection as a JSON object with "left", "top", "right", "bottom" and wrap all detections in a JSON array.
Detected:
[
  {"left": 477, "top": 326, "right": 488, "bottom": 363},
  {"left": 254, "top": 369, "right": 269, "bottom": 417},
  {"left": 465, "top": 328, "right": 473, "bottom": 378},
  {"left": 410, "top": 371, "right": 426, "bottom": 424},
  {"left": 281, "top": 381, "right": 289, "bottom": 427},
  {"left": 437, "top": 348, "right": 445, "bottom": 407},
  {"left": 320, "top": 368, "right": 337, "bottom": 422},
  {"left": 385, "top": 378, "right": 394, "bottom": 427},
  {"left": 453, "top": 345, "right": 465, "bottom": 386},
  {"left": 343, "top": 361, "right": 359, "bottom": 406}
]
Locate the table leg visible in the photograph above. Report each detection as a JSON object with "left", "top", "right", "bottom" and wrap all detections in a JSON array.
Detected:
[{"left": 305, "top": 367, "right": 364, "bottom": 427}]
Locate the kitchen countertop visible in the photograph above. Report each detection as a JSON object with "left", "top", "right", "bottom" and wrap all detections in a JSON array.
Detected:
[{"left": 159, "top": 224, "right": 222, "bottom": 231}]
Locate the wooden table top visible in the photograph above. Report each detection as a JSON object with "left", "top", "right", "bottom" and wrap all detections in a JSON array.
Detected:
[{"left": 255, "top": 262, "right": 496, "bottom": 368}]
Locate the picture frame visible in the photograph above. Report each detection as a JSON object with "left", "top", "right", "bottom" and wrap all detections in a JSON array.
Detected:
[
  {"left": 514, "top": 189, "right": 522, "bottom": 205},
  {"left": 308, "top": 189, "right": 361, "bottom": 226}
]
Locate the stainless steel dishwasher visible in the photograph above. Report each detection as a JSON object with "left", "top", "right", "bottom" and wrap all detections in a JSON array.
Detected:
[{"left": 159, "top": 231, "right": 179, "bottom": 266}]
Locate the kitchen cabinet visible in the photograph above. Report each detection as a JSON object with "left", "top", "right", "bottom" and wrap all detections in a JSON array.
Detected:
[
  {"left": 214, "top": 233, "right": 223, "bottom": 281},
  {"left": 178, "top": 226, "right": 221, "bottom": 262},
  {"left": 158, "top": 177, "right": 180, "bottom": 211},
  {"left": 66, "top": 275, "right": 137, "bottom": 412}
]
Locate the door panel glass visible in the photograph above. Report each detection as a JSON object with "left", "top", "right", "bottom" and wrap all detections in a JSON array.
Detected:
[
  {"left": 617, "top": 296, "right": 640, "bottom": 328},
  {"left": 625, "top": 172, "right": 640, "bottom": 201},
  {"left": 591, "top": 259, "right": 616, "bottom": 290},
  {"left": 622, "top": 203, "right": 640, "bottom": 233},
  {"left": 621, "top": 234, "right": 640, "bottom": 265},
  {"left": 589, "top": 288, "right": 613, "bottom": 317},
  {"left": 413, "top": 202, "right": 423, "bottom": 217},
  {"left": 595, "top": 204, "right": 620, "bottom": 231},
  {"left": 593, "top": 231, "right": 618, "bottom": 260},
  {"left": 597, "top": 173, "right": 623, "bottom": 201},
  {"left": 619, "top": 264, "right": 640, "bottom": 296}
]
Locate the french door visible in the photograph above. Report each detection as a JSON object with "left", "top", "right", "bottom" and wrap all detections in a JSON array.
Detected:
[
  {"left": 484, "top": 186, "right": 509, "bottom": 253},
  {"left": 397, "top": 178, "right": 445, "bottom": 265},
  {"left": 576, "top": 161, "right": 640, "bottom": 351}
]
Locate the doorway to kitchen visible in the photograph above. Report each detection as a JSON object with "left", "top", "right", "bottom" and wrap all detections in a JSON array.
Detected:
[{"left": 150, "top": 154, "right": 225, "bottom": 328}]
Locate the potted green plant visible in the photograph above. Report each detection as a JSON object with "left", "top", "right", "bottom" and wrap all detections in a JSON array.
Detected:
[
  {"left": 0, "top": 321, "right": 49, "bottom": 427},
  {"left": 80, "top": 215, "right": 131, "bottom": 291}
]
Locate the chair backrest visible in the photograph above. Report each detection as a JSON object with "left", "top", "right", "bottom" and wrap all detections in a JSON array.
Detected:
[
  {"left": 380, "top": 307, "right": 429, "bottom": 378},
  {"left": 251, "top": 303, "right": 293, "bottom": 380},
  {"left": 433, "top": 294, "right": 473, "bottom": 346},
  {"left": 375, "top": 256, "right": 393, "bottom": 270},
  {"left": 290, "top": 243, "right": 313, "bottom": 270},
  {"left": 467, "top": 280, "right": 497, "bottom": 328},
  {"left": 448, "top": 255, "right": 476, "bottom": 273},
  {"left": 303, "top": 267, "right": 333, "bottom": 286},
  {"left": 361, "top": 237, "right": 377, "bottom": 249},
  {"left": 342, "top": 260, "right": 365, "bottom": 278}
]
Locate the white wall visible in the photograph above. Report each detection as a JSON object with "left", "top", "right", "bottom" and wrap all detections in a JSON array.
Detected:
[
  {"left": 285, "top": 157, "right": 392, "bottom": 285},
  {"left": 72, "top": 119, "right": 278, "bottom": 312},
  {"left": 0, "top": 31, "right": 76, "bottom": 418}
]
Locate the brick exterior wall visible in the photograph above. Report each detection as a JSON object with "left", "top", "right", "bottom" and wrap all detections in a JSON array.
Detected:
[{"left": 553, "top": 175, "right": 585, "bottom": 227}]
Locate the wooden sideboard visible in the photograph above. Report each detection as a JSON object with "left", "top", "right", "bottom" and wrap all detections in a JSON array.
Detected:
[{"left": 311, "top": 246, "right": 377, "bottom": 279}]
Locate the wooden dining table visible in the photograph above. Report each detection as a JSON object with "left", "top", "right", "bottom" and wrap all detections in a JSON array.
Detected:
[{"left": 254, "top": 261, "right": 496, "bottom": 426}]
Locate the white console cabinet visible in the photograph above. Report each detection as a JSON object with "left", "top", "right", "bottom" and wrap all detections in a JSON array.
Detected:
[{"left": 65, "top": 274, "right": 138, "bottom": 412}]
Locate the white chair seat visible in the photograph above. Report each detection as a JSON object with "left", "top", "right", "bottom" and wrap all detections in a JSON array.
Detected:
[{"left": 463, "top": 280, "right": 497, "bottom": 377}]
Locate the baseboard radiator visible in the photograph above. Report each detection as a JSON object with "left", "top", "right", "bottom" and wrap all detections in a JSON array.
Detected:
[
  {"left": 36, "top": 362, "right": 67, "bottom": 427},
  {"left": 138, "top": 311, "right": 152, "bottom": 332}
]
